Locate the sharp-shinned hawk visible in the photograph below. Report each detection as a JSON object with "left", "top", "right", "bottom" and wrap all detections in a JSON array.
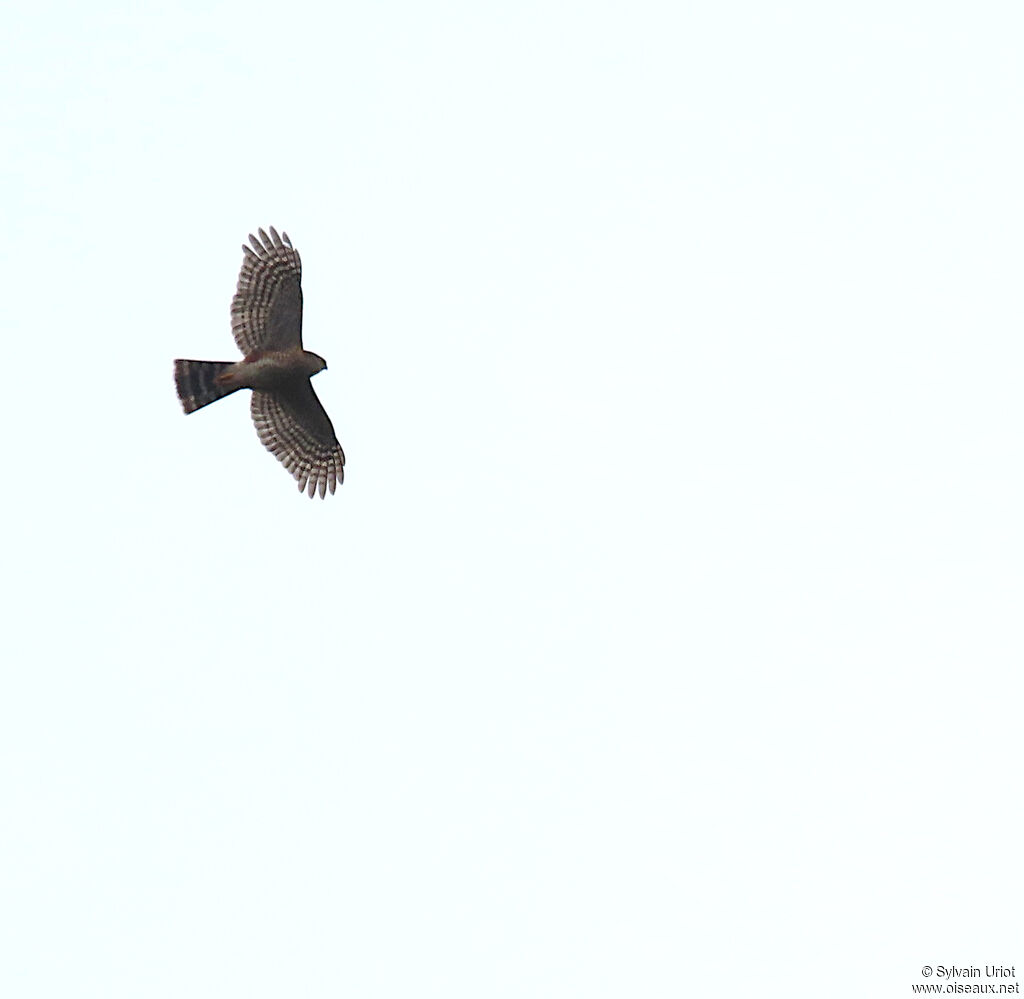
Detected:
[{"left": 174, "top": 227, "right": 345, "bottom": 498}]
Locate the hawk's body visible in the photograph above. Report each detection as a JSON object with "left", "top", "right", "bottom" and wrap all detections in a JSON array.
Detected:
[{"left": 174, "top": 227, "right": 345, "bottom": 498}]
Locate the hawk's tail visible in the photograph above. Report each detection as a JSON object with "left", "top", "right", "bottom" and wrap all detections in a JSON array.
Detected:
[{"left": 174, "top": 359, "right": 241, "bottom": 414}]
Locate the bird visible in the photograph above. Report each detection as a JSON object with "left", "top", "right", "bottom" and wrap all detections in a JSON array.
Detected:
[{"left": 174, "top": 227, "right": 345, "bottom": 498}]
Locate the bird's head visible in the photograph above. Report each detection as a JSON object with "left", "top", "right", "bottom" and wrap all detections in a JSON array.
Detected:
[{"left": 306, "top": 352, "right": 328, "bottom": 376}]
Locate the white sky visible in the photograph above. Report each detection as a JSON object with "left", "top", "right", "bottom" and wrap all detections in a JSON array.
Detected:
[{"left": 2, "top": 1, "right": 1022, "bottom": 996}]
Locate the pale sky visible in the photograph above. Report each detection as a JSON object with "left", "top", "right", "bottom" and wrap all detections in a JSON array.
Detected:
[{"left": 2, "top": 1, "right": 1022, "bottom": 996}]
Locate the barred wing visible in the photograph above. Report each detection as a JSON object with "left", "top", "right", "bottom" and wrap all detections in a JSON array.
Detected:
[
  {"left": 251, "top": 385, "right": 345, "bottom": 498},
  {"left": 231, "top": 227, "right": 303, "bottom": 354}
]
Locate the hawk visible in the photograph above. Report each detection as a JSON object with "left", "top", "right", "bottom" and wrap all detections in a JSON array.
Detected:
[{"left": 174, "top": 227, "right": 345, "bottom": 498}]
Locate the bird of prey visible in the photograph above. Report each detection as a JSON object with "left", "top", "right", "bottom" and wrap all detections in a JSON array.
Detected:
[{"left": 174, "top": 227, "right": 345, "bottom": 498}]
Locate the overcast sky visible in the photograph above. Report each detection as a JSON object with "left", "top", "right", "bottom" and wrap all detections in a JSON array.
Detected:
[{"left": 2, "top": 1, "right": 1021, "bottom": 996}]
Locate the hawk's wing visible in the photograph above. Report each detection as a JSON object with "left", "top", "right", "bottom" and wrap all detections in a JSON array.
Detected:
[
  {"left": 251, "top": 384, "right": 345, "bottom": 498},
  {"left": 231, "top": 227, "right": 303, "bottom": 354}
]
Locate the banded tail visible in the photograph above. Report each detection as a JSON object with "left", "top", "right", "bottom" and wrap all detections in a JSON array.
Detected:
[{"left": 174, "top": 359, "right": 241, "bottom": 413}]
